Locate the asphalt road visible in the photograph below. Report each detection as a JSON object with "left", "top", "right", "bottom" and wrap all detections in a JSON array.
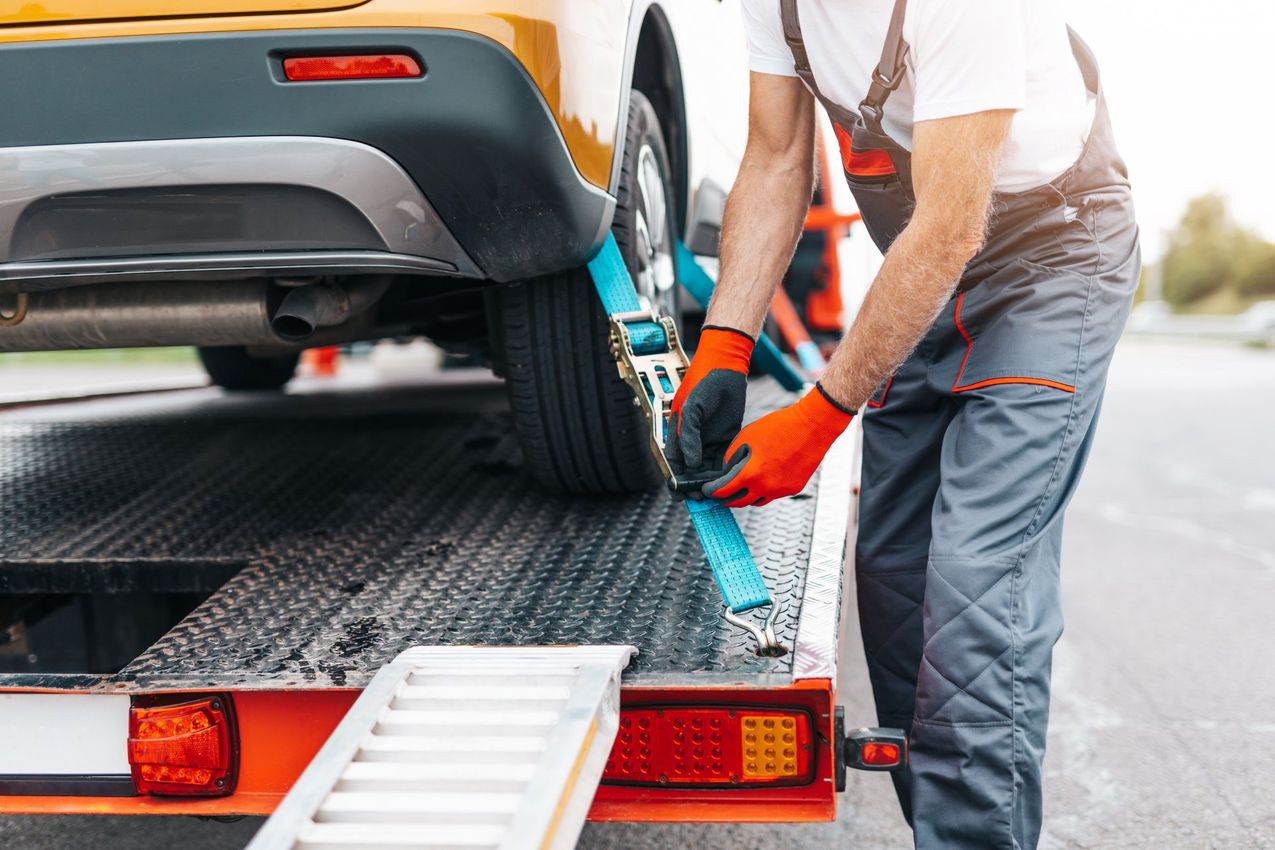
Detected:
[{"left": 2, "top": 337, "right": 1272, "bottom": 849}]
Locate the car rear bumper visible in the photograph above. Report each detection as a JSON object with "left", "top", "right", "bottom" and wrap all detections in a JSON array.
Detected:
[
  {"left": 0, "top": 136, "right": 482, "bottom": 288},
  {"left": 0, "top": 28, "right": 616, "bottom": 285}
]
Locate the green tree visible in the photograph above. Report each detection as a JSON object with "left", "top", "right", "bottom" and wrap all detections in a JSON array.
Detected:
[
  {"left": 1161, "top": 193, "right": 1275, "bottom": 306},
  {"left": 1234, "top": 238, "right": 1275, "bottom": 298}
]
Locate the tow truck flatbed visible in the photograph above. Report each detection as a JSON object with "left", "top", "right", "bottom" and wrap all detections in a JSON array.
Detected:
[{"left": 0, "top": 371, "right": 857, "bottom": 823}]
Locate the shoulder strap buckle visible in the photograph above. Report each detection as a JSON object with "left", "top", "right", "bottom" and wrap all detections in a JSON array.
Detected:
[{"left": 870, "top": 64, "right": 906, "bottom": 93}]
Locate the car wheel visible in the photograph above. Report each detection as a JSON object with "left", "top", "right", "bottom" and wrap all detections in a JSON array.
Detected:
[
  {"left": 198, "top": 346, "right": 300, "bottom": 391},
  {"left": 499, "top": 89, "right": 679, "bottom": 494}
]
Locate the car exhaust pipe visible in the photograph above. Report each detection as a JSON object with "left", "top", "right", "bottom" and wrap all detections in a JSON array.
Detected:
[
  {"left": 270, "top": 284, "right": 348, "bottom": 342},
  {"left": 0, "top": 278, "right": 394, "bottom": 352},
  {"left": 270, "top": 276, "right": 393, "bottom": 342},
  {"left": 0, "top": 281, "right": 280, "bottom": 351}
]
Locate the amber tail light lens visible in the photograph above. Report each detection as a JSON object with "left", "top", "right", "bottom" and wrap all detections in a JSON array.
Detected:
[{"left": 602, "top": 705, "right": 814, "bottom": 788}]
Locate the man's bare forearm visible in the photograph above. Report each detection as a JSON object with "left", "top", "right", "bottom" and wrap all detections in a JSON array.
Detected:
[
  {"left": 705, "top": 155, "right": 814, "bottom": 335},
  {"left": 818, "top": 110, "right": 1014, "bottom": 411},
  {"left": 705, "top": 106, "right": 815, "bottom": 336},
  {"left": 817, "top": 216, "right": 978, "bottom": 410}
]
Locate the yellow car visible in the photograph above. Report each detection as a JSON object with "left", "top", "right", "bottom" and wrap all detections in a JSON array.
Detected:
[{"left": 0, "top": 1, "right": 749, "bottom": 493}]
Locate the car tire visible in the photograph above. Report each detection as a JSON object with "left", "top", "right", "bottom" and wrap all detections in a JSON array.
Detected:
[
  {"left": 499, "top": 90, "right": 680, "bottom": 494},
  {"left": 197, "top": 346, "right": 300, "bottom": 391}
]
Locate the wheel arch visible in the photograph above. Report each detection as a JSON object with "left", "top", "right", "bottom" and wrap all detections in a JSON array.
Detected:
[{"left": 614, "top": 3, "right": 690, "bottom": 242}]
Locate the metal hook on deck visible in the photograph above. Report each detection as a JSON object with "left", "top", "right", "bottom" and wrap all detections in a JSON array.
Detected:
[{"left": 724, "top": 603, "right": 785, "bottom": 657}]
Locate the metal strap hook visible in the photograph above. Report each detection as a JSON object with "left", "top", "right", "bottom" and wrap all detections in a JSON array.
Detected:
[{"left": 724, "top": 603, "right": 784, "bottom": 657}]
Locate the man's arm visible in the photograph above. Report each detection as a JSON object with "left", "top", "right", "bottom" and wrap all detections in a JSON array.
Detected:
[
  {"left": 662, "top": 72, "right": 814, "bottom": 477},
  {"left": 705, "top": 72, "right": 817, "bottom": 335},
  {"left": 817, "top": 109, "right": 1014, "bottom": 410},
  {"left": 702, "top": 108, "right": 1015, "bottom": 507}
]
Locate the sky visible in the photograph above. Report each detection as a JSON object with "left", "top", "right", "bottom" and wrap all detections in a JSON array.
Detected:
[{"left": 1067, "top": 0, "right": 1275, "bottom": 260}]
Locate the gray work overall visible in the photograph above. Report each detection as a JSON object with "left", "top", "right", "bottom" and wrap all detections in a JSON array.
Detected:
[{"left": 779, "top": 1, "right": 1140, "bottom": 847}]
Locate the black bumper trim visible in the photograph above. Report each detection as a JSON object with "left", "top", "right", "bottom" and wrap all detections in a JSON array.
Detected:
[{"left": 0, "top": 29, "right": 614, "bottom": 281}]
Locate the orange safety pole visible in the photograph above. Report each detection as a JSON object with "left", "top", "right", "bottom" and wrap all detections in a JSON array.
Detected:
[
  {"left": 769, "top": 288, "right": 826, "bottom": 376},
  {"left": 800, "top": 131, "right": 856, "bottom": 334},
  {"left": 302, "top": 346, "right": 340, "bottom": 377},
  {"left": 802, "top": 207, "right": 861, "bottom": 231}
]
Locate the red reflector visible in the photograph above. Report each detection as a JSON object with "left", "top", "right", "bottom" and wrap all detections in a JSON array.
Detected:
[
  {"left": 282, "top": 54, "right": 422, "bottom": 82},
  {"left": 861, "top": 741, "right": 901, "bottom": 767},
  {"left": 602, "top": 706, "right": 814, "bottom": 787},
  {"left": 833, "top": 124, "right": 897, "bottom": 178},
  {"left": 128, "top": 697, "right": 235, "bottom": 796}
]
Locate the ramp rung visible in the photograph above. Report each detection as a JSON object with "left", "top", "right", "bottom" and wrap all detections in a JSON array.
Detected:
[
  {"left": 355, "top": 735, "right": 546, "bottom": 764},
  {"left": 374, "top": 708, "right": 562, "bottom": 733},
  {"left": 317, "top": 791, "right": 521, "bottom": 823},
  {"left": 394, "top": 684, "right": 573, "bottom": 707},
  {"left": 405, "top": 673, "right": 577, "bottom": 688},
  {"left": 248, "top": 645, "right": 635, "bottom": 850},
  {"left": 297, "top": 822, "right": 505, "bottom": 849},
  {"left": 339, "top": 760, "right": 537, "bottom": 787}
]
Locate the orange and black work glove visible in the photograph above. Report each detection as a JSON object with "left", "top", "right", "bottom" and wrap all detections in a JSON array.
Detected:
[
  {"left": 703, "top": 383, "right": 855, "bottom": 507},
  {"left": 665, "top": 326, "right": 755, "bottom": 480}
]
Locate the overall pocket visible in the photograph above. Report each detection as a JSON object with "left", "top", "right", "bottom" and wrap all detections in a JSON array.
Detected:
[
  {"left": 841, "top": 121, "right": 915, "bottom": 254},
  {"left": 848, "top": 179, "right": 914, "bottom": 256},
  {"left": 866, "top": 372, "right": 896, "bottom": 408},
  {"left": 948, "top": 259, "right": 1092, "bottom": 394}
]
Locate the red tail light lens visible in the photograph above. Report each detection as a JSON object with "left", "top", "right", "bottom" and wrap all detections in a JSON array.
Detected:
[
  {"left": 282, "top": 54, "right": 423, "bottom": 81},
  {"left": 129, "top": 696, "right": 236, "bottom": 796},
  {"left": 602, "top": 706, "right": 814, "bottom": 787},
  {"left": 861, "top": 741, "right": 901, "bottom": 767},
  {"left": 844, "top": 726, "right": 908, "bottom": 772}
]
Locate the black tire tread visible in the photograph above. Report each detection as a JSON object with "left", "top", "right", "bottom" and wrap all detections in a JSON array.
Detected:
[
  {"left": 499, "top": 90, "right": 673, "bottom": 494},
  {"left": 197, "top": 346, "right": 299, "bottom": 391}
]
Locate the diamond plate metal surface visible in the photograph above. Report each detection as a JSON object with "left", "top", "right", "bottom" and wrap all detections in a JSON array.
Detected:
[
  {"left": 791, "top": 423, "right": 856, "bottom": 681},
  {"left": 0, "top": 378, "right": 842, "bottom": 691}
]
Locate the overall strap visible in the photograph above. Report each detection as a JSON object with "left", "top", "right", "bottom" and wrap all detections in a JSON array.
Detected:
[
  {"left": 859, "top": 0, "right": 910, "bottom": 133},
  {"left": 779, "top": 0, "right": 857, "bottom": 124}
]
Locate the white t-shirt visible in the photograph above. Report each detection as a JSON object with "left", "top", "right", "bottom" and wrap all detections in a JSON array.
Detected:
[{"left": 742, "top": 0, "right": 1094, "bottom": 192}]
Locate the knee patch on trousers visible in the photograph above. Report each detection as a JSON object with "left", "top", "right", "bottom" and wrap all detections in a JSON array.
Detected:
[
  {"left": 916, "top": 556, "right": 1017, "bottom": 726},
  {"left": 858, "top": 565, "right": 926, "bottom": 720}
]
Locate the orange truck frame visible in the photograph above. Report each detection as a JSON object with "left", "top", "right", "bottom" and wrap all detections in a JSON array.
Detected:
[{"left": 0, "top": 384, "right": 902, "bottom": 825}]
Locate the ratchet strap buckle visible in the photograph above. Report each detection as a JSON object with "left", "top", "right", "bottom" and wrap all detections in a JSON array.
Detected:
[
  {"left": 608, "top": 313, "right": 688, "bottom": 485},
  {"left": 609, "top": 316, "right": 724, "bottom": 496}
]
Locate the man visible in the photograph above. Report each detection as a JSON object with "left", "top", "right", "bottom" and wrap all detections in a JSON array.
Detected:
[{"left": 666, "top": 1, "right": 1139, "bottom": 847}]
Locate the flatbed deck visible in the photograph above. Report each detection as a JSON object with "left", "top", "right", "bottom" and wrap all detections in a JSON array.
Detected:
[{"left": 0, "top": 371, "right": 850, "bottom": 694}]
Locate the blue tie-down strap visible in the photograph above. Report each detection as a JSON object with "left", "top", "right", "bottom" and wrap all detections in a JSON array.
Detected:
[
  {"left": 673, "top": 241, "right": 807, "bottom": 392},
  {"left": 587, "top": 232, "right": 782, "bottom": 654},
  {"left": 794, "top": 340, "right": 828, "bottom": 375},
  {"left": 586, "top": 233, "right": 667, "bottom": 355},
  {"left": 684, "top": 499, "right": 770, "bottom": 613}
]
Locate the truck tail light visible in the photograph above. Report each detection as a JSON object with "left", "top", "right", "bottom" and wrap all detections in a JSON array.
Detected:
[
  {"left": 844, "top": 726, "right": 908, "bottom": 772},
  {"left": 282, "top": 54, "right": 422, "bottom": 81},
  {"left": 128, "top": 696, "right": 237, "bottom": 796},
  {"left": 861, "top": 741, "right": 901, "bottom": 766},
  {"left": 602, "top": 706, "right": 814, "bottom": 788}
]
